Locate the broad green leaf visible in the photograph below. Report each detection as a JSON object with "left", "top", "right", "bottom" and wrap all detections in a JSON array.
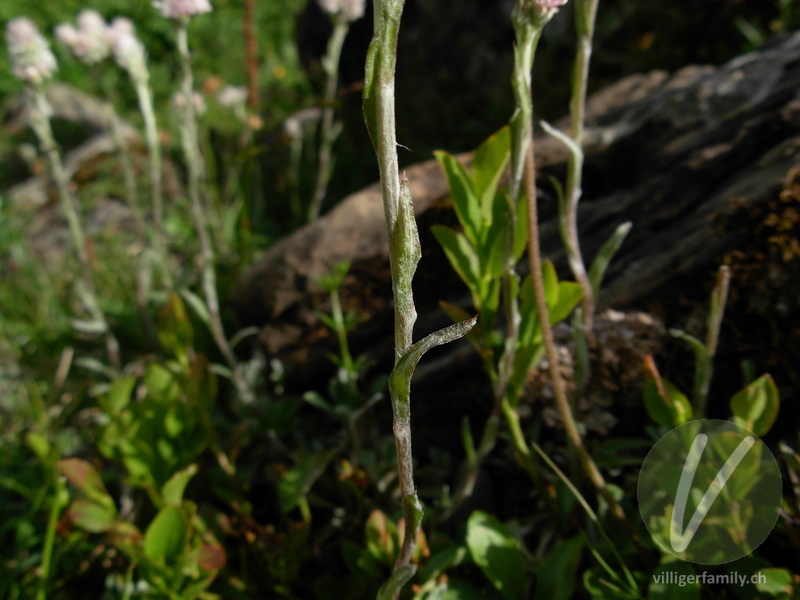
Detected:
[
  {"left": 482, "top": 192, "right": 509, "bottom": 279},
  {"left": 643, "top": 356, "right": 693, "bottom": 427},
  {"left": 68, "top": 498, "right": 117, "bottom": 533},
  {"left": 535, "top": 536, "right": 584, "bottom": 600},
  {"left": 144, "top": 505, "right": 186, "bottom": 565},
  {"left": 648, "top": 561, "right": 701, "bottom": 599},
  {"left": 755, "top": 568, "right": 793, "bottom": 597},
  {"left": 420, "top": 545, "right": 470, "bottom": 581},
  {"left": 472, "top": 127, "right": 511, "bottom": 223},
  {"left": 435, "top": 151, "right": 481, "bottom": 245},
  {"left": 588, "top": 222, "right": 632, "bottom": 296},
  {"left": 162, "top": 464, "right": 198, "bottom": 506},
  {"left": 466, "top": 511, "right": 526, "bottom": 600},
  {"left": 730, "top": 373, "right": 780, "bottom": 436},
  {"left": 102, "top": 375, "right": 136, "bottom": 416},
  {"left": 58, "top": 458, "right": 115, "bottom": 509},
  {"left": 377, "top": 565, "right": 416, "bottom": 600},
  {"left": 431, "top": 225, "right": 481, "bottom": 291},
  {"left": 541, "top": 260, "right": 559, "bottom": 309},
  {"left": 550, "top": 282, "right": 583, "bottom": 324},
  {"left": 143, "top": 363, "right": 181, "bottom": 404}
]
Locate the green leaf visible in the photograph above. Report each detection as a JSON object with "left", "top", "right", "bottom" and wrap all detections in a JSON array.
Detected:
[
  {"left": 730, "top": 373, "right": 780, "bottom": 436},
  {"left": 377, "top": 565, "right": 416, "bottom": 600},
  {"left": 550, "top": 282, "right": 583, "bottom": 325},
  {"left": 389, "top": 316, "right": 478, "bottom": 411},
  {"left": 158, "top": 292, "right": 194, "bottom": 362},
  {"left": 162, "top": 464, "right": 198, "bottom": 506},
  {"left": 471, "top": 126, "right": 511, "bottom": 224},
  {"left": 541, "top": 260, "right": 559, "bottom": 308},
  {"left": 466, "top": 511, "right": 526, "bottom": 600},
  {"left": 144, "top": 506, "right": 186, "bottom": 565},
  {"left": 318, "top": 260, "right": 351, "bottom": 293},
  {"left": 25, "top": 432, "right": 52, "bottom": 463},
  {"left": 755, "top": 568, "right": 794, "bottom": 597},
  {"left": 583, "top": 567, "right": 640, "bottom": 600},
  {"left": 648, "top": 561, "right": 701, "bottom": 599},
  {"left": 670, "top": 329, "right": 711, "bottom": 410},
  {"left": 513, "top": 189, "right": 528, "bottom": 261},
  {"left": 535, "top": 536, "right": 584, "bottom": 600},
  {"left": 58, "top": 458, "right": 115, "bottom": 509},
  {"left": 67, "top": 498, "right": 117, "bottom": 533},
  {"left": 278, "top": 448, "right": 340, "bottom": 513},
  {"left": 179, "top": 288, "right": 212, "bottom": 328},
  {"left": 431, "top": 225, "right": 481, "bottom": 291},
  {"left": 435, "top": 151, "right": 481, "bottom": 245},
  {"left": 102, "top": 376, "right": 136, "bottom": 417},
  {"left": 642, "top": 356, "right": 693, "bottom": 427},
  {"left": 482, "top": 196, "right": 508, "bottom": 280},
  {"left": 588, "top": 222, "right": 632, "bottom": 296}
]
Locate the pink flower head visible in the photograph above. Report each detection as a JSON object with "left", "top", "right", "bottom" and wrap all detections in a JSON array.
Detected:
[
  {"left": 5, "top": 18, "right": 58, "bottom": 84},
  {"left": 55, "top": 9, "right": 112, "bottom": 65},
  {"left": 517, "top": 0, "right": 569, "bottom": 21},
  {"left": 318, "top": 0, "right": 365, "bottom": 23},
  {"left": 152, "top": 0, "right": 213, "bottom": 20}
]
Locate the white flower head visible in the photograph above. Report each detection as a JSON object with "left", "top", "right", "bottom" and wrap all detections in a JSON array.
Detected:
[
  {"left": 152, "top": 0, "right": 213, "bottom": 20},
  {"left": 217, "top": 85, "right": 248, "bottom": 109},
  {"left": 172, "top": 91, "right": 206, "bottom": 115},
  {"left": 55, "top": 9, "right": 112, "bottom": 65},
  {"left": 318, "top": 0, "right": 365, "bottom": 23},
  {"left": 108, "top": 18, "right": 148, "bottom": 84},
  {"left": 5, "top": 17, "right": 58, "bottom": 84}
]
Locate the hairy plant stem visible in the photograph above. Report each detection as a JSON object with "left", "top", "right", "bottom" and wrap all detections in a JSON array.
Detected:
[
  {"left": 561, "top": 0, "right": 600, "bottom": 333},
  {"left": 175, "top": 23, "right": 251, "bottom": 403},
  {"left": 523, "top": 131, "right": 625, "bottom": 523},
  {"left": 364, "top": 2, "right": 476, "bottom": 593},
  {"left": 102, "top": 98, "right": 157, "bottom": 346},
  {"left": 366, "top": 0, "right": 417, "bottom": 578},
  {"left": 133, "top": 80, "right": 173, "bottom": 291},
  {"left": 308, "top": 20, "right": 349, "bottom": 222},
  {"left": 30, "top": 88, "right": 121, "bottom": 371}
]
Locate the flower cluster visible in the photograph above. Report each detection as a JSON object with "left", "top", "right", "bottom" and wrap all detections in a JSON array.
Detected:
[
  {"left": 217, "top": 85, "right": 248, "bottom": 109},
  {"left": 54, "top": 10, "right": 111, "bottom": 65},
  {"left": 317, "top": 0, "right": 365, "bottom": 23},
  {"left": 5, "top": 17, "right": 58, "bottom": 84},
  {"left": 152, "top": 0, "right": 213, "bottom": 20},
  {"left": 107, "top": 18, "right": 149, "bottom": 84}
]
